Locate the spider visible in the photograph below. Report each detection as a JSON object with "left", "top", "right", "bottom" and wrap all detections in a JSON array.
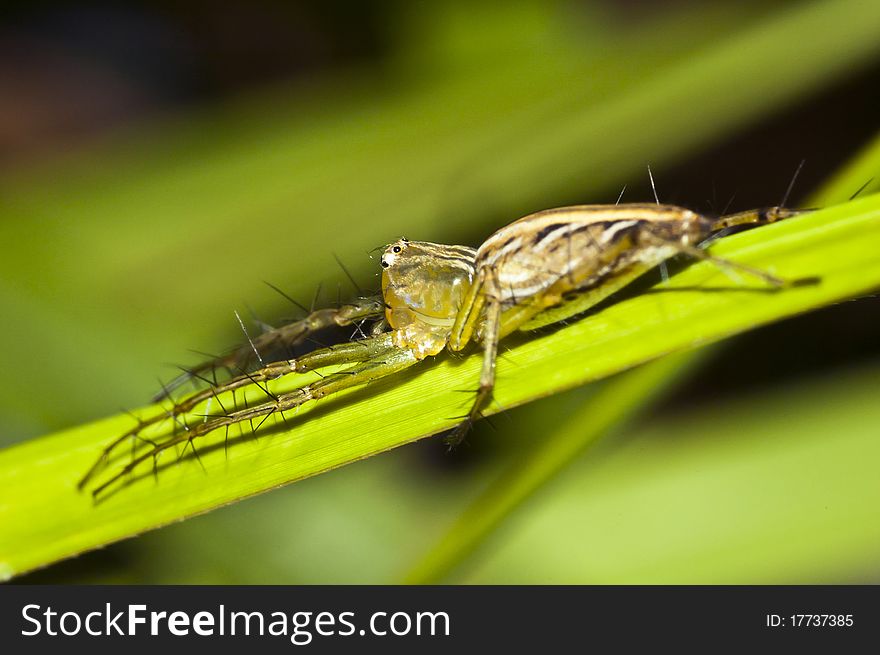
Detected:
[{"left": 79, "top": 202, "right": 803, "bottom": 497}]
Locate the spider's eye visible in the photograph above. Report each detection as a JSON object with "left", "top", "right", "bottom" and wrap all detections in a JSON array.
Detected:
[
  {"left": 381, "top": 258, "right": 390, "bottom": 268},
  {"left": 392, "top": 245, "right": 402, "bottom": 253}
]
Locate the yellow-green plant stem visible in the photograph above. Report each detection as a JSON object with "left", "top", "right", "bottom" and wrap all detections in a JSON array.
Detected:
[{"left": 1, "top": 195, "right": 880, "bottom": 578}]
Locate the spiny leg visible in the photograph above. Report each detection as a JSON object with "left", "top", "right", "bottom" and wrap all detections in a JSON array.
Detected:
[
  {"left": 156, "top": 296, "right": 386, "bottom": 401},
  {"left": 446, "top": 271, "right": 505, "bottom": 446},
  {"left": 518, "top": 262, "right": 657, "bottom": 331},
  {"left": 710, "top": 206, "right": 806, "bottom": 233},
  {"left": 448, "top": 272, "right": 487, "bottom": 353},
  {"left": 447, "top": 266, "right": 554, "bottom": 446},
  {"left": 446, "top": 286, "right": 563, "bottom": 447},
  {"left": 90, "top": 345, "right": 420, "bottom": 498},
  {"left": 642, "top": 231, "right": 790, "bottom": 288},
  {"left": 79, "top": 333, "right": 398, "bottom": 490}
]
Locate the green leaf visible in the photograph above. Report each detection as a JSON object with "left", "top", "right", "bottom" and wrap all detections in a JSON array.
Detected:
[
  {"left": 2, "top": 193, "right": 879, "bottom": 579},
  {"left": 462, "top": 361, "right": 880, "bottom": 583},
  {"left": 811, "top": 129, "right": 880, "bottom": 207},
  {"left": 3, "top": 0, "right": 880, "bottom": 580},
  {"left": 404, "top": 350, "right": 703, "bottom": 584}
]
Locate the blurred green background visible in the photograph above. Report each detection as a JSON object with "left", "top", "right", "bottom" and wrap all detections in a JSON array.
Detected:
[{"left": 2, "top": 0, "right": 879, "bottom": 583}]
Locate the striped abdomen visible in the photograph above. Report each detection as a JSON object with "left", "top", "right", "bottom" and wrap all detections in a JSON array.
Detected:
[{"left": 475, "top": 204, "right": 710, "bottom": 307}]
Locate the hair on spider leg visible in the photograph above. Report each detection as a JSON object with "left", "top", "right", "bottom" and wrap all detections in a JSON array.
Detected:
[
  {"left": 698, "top": 227, "right": 730, "bottom": 249},
  {"left": 187, "top": 347, "right": 224, "bottom": 362},
  {"left": 493, "top": 344, "right": 525, "bottom": 373},
  {"left": 263, "top": 280, "right": 309, "bottom": 315},
  {"left": 356, "top": 316, "right": 378, "bottom": 339},
  {"left": 157, "top": 362, "right": 200, "bottom": 395},
  {"left": 209, "top": 362, "right": 223, "bottom": 389},
  {"left": 131, "top": 432, "right": 161, "bottom": 454},
  {"left": 77, "top": 408, "right": 167, "bottom": 491},
  {"left": 366, "top": 243, "right": 386, "bottom": 258},
  {"left": 233, "top": 389, "right": 256, "bottom": 440},
  {"left": 154, "top": 348, "right": 229, "bottom": 402},
  {"left": 236, "top": 369, "right": 280, "bottom": 403},
  {"left": 178, "top": 410, "right": 192, "bottom": 435},
  {"left": 190, "top": 410, "right": 229, "bottom": 420},
  {"left": 154, "top": 375, "right": 176, "bottom": 404},
  {"left": 440, "top": 407, "right": 500, "bottom": 451},
  {"left": 780, "top": 158, "right": 806, "bottom": 208},
  {"left": 333, "top": 252, "right": 365, "bottom": 296},
  {"left": 244, "top": 302, "right": 276, "bottom": 335},
  {"left": 304, "top": 335, "right": 331, "bottom": 350},
  {"left": 152, "top": 452, "right": 161, "bottom": 484},
  {"left": 332, "top": 369, "right": 360, "bottom": 376},
  {"left": 441, "top": 415, "right": 472, "bottom": 445},
  {"left": 254, "top": 407, "right": 278, "bottom": 434},
  {"left": 180, "top": 435, "right": 207, "bottom": 474},
  {"left": 280, "top": 339, "right": 298, "bottom": 362},
  {"left": 719, "top": 189, "right": 738, "bottom": 218},
  {"left": 129, "top": 428, "right": 139, "bottom": 464},
  {"left": 119, "top": 406, "right": 146, "bottom": 429},
  {"left": 445, "top": 383, "right": 498, "bottom": 432},
  {"left": 174, "top": 365, "right": 217, "bottom": 391},
  {"left": 849, "top": 177, "right": 875, "bottom": 201},
  {"left": 349, "top": 320, "right": 369, "bottom": 341},
  {"left": 234, "top": 309, "right": 265, "bottom": 368},
  {"left": 700, "top": 160, "right": 805, "bottom": 250},
  {"left": 648, "top": 164, "right": 661, "bottom": 205},
  {"left": 310, "top": 282, "right": 323, "bottom": 313},
  {"left": 162, "top": 386, "right": 201, "bottom": 425}
]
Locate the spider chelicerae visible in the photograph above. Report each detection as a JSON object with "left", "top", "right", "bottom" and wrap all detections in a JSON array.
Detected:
[{"left": 79, "top": 202, "right": 803, "bottom": 497}]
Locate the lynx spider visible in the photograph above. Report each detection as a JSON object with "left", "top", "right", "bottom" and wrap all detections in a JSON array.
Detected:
[{"left": 79, "top": 202, "right": 803, "bottom": 497}]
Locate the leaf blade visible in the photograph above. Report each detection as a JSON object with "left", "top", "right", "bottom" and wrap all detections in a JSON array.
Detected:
[{"left": 2, "top": 194, "right": 879, "bottom": 578}]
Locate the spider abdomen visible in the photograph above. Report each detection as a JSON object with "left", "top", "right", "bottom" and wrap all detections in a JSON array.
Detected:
[{"left": 476, "top": 204, "right": 709, "bottom": 312}]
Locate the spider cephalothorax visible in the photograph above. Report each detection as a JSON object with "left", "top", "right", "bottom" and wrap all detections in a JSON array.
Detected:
[{"left": 380, "top": 238, "right": 476, "bottom": 358}]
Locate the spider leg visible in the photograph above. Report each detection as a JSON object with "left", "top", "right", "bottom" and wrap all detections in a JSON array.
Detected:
[
  {"left": 447, "top": 270, "right": 507, "bottom": 446},
  {"left": 519, "top": 263, "right": 656, "bottom": 330},
  {"left": 523, "top": 207, "right": 807, "bottom": 332},
  {"left": 448, "top": 271, "right": 486, "bottom": 352},
  {"left": 155, "top": 295, "right": 386, "bottom": 401},
  {"left": 710, "top": 206, "right": 806, "bottom": 233},
  {"left": 370, "top": 317, "right": 389, "bottom": 336},
  {"left": 447, "top": 286, "right": 560, "bottom": 447},
  {"left": 79, "top": 333, "right": 398, "bottom": 491},
  {"left": 523, "top": 226, "right": 793, "bottom": 339},
  {"left": 642, "top": 231, "right": 790, "bottom": 287},
  {"left": 90, "top": 342, "right": 419, "bottom": 498}
]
